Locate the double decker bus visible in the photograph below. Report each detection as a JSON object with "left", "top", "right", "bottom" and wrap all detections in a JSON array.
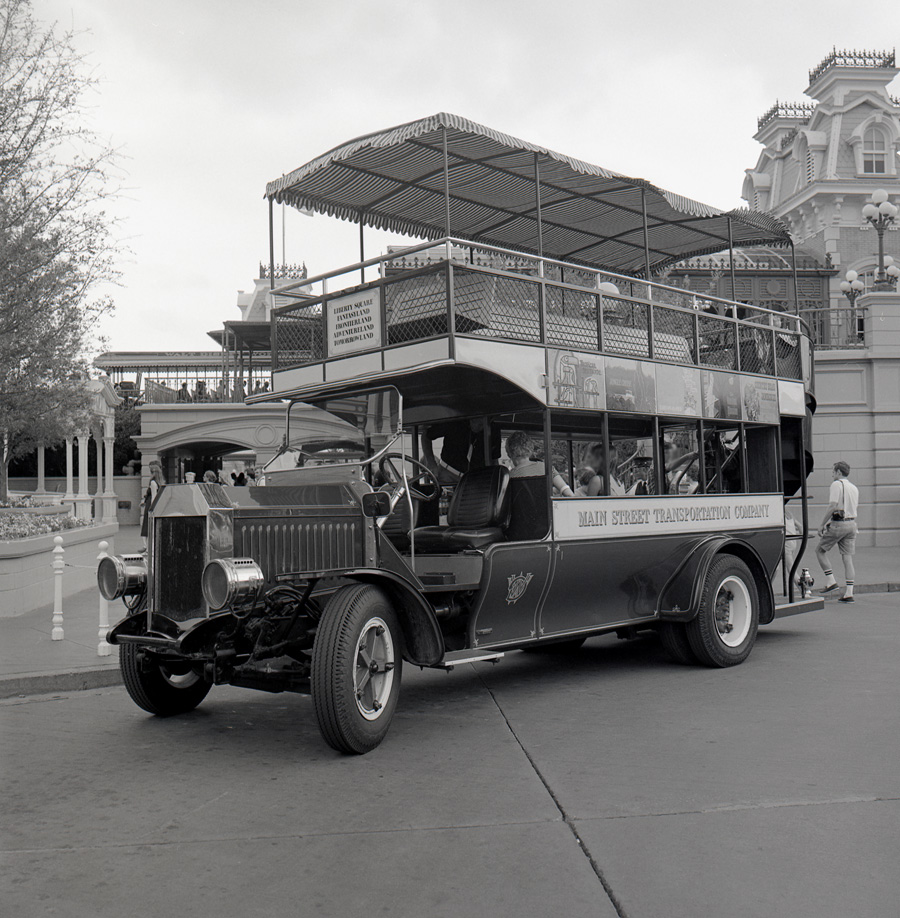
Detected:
[{"left": 104, "top": 114, "right": 822, "bottom": 754}]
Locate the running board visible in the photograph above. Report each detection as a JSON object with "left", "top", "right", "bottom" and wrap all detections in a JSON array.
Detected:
[
  {"left": 773, "top": 597, "right": 825, "bottom": 618},
  {"left": 434, "top": 650, "right": 505, "bottom": 669}
]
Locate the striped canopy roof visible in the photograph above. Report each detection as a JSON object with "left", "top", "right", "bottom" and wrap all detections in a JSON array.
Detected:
[{"left": 266, "top": 113, "right": 791, "bottom": 277}]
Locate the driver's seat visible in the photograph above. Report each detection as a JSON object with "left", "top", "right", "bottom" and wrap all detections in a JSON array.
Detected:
[{"left": 412, "top": 466, "right": 510, "bottom": 553}]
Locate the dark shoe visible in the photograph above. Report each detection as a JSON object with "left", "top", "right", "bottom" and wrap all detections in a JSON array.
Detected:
[
  {"left": 839, "top": 595, "right": 855, "bottom": 603},
  {"left": 819, "top": 584, "right": 840, "bottom": 594}
]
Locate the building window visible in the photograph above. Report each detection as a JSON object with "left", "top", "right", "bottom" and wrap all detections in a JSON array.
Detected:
[
  {"left": 805, "top": 148, "right": 816, "bottom": 184},
  {"left": 862, "top": 128, "right": 886, "bottom": 174}
]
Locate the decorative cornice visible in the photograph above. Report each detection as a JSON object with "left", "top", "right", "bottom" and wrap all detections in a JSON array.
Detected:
[{"left": 808, "top": 48, "right": 896, "bottom": 87}]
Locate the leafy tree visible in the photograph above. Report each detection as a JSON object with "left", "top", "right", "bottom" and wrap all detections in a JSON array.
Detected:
[
  {"left": 113, "top": 402, "right": 141, "bottom": 472},
  {"left": 0, "top": 0, "right": 119, "bottom": 500}
]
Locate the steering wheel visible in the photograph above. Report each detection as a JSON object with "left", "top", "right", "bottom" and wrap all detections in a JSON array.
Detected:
[{"left": 378, "top": 454, "right": 440, "bottom": 502}]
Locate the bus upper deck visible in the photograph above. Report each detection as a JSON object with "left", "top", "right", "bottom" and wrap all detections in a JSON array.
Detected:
[{"left": 261, "top": 113, "right": 811, "bottom": 411}]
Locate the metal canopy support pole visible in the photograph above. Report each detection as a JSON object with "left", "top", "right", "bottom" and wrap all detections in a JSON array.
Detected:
[
  {"left": 534, "top": 153, "right": 544, "bottom": 271},
  {"left": 442, "top": 126, "right": 452, "bottom": 259},
  {"left": 789, "top": 239, "right": 799, "bottom": 315},
  {"left": 640, "top": 187, "right": 652, "bottom": 284},
  {"left": 359, "top": 215, "right": 365, "bottom": 283},
  {"left": 727, "top": 216, "right": 737, "bottom": 302},
  {"left": 268, "top": 198, "right": 276, "bottom": 291},
  {"left": 534, "top": 152, "right": 546, "bottom": 342}
]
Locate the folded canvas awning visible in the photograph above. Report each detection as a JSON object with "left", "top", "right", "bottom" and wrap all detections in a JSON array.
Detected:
[{"left": 266, "top": 113, "right": 791, "bottom": 277}]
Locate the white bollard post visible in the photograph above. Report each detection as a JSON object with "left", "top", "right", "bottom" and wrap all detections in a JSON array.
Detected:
[
  {"left": 51, "top": 536, "right": 65, "bottom": 640},
  {"left": 97, "top": 540, "right": 111, "bottom": 656}
]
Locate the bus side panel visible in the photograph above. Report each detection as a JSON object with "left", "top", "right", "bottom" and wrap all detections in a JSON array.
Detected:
[
  {"left": 538, "top": 528, "right": 784, "bottom": 635},
  {"left": 538, "top": 535, "right": 695, "bottom": 634}
]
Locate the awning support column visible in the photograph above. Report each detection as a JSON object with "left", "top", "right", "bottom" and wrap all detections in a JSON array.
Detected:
[
  {"left": 359, "top": 215, "right": 365, "bottom": 283},
  {"left": 789, "top": 239, "right": 799, "bottom": 315},
  {"left": 442, "top": 126, "right": 452, "bottom": 259},
  {"left": 268, "top": 198, "right": 276, "bottom": 291},
  {"left": 534, "top": 153, "right": 544, "bottom": 275},
  {"left": 727, "top": 216, "right": 737, "bottom": 302},
  {"left": 640, "top": 187, "right": 652, "bottom": 283}
]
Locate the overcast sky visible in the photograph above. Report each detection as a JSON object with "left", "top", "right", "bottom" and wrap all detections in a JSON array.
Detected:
[{"left": 39, "top": 0, "right": 899, "bottom": 356}]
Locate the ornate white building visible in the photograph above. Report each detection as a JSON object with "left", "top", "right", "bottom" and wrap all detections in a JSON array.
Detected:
[
  {"left": 743, "top": 49, "right": 899, "bottom": 304},
  {"left": 742, "top": 49, "right": 900, "bottom": 547}
]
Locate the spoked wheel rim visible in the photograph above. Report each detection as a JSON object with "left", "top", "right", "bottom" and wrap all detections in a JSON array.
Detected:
[
  {"left": 714, "top": 576, "right": 752, "bottom": 647},
  {"left": 353, "top": 616, "right": 396, "bottom": 721}
]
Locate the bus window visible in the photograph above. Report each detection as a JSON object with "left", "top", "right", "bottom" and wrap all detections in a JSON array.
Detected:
[
  {"left": 609, "top": 416, "right": 657, "bottom": 495},
  {"left": 661, "top": 423, "right": 701, "bottom": 494},
  {"left": 704, "top": 425, "right": 743, "bottom": 494},
  {"left": 549, "top": 413, "right": 606, "bottom": 496},
  {"left": 745, "top": 426, "right": 779, "bottom": 493}
]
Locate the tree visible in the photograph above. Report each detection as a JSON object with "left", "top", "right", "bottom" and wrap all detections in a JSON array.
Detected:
[{"left": 0, "top": 0, "right": 119, "bottom": 501}]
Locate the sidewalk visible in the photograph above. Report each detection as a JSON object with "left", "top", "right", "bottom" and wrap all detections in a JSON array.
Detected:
[
  {"left": 1, "top": 534, "right": 897, "bottom": 699},
  {"left": 0, "top": 525, "right": 144, "bottom": 698}
]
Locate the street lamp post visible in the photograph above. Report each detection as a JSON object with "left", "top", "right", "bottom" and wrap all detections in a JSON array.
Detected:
[
  {"left": 861, "top": 189, "right": 900, "bottom": 291},
  {"left": 839, "top": 270, "right": 865, "bottom": 307}
]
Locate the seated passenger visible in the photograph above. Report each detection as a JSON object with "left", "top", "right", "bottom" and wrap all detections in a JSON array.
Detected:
[
  {"left": 579, "top": 443, "right": 625, "bottom": 496},
  {"left": 505, "top": 431, "right": 574, "bottom": 496}
]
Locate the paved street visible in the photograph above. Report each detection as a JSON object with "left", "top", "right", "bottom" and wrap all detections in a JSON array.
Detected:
[{"left": 2, "top": 593, "right": 898, "bottom": 918}]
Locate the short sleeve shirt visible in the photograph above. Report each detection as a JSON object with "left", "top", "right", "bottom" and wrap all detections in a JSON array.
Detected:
[{"left": 829, "top": 478, "right": 859, "bottom": 518}]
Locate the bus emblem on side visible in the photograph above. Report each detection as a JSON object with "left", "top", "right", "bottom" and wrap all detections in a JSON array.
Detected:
[{"left": 506, "top": 572, "right": 534, "bottom": 604}]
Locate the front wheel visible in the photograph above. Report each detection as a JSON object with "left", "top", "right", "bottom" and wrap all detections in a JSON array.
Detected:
[
  {"left": 120, "top": 643, "right": 211, "bottom": 715},
  {"left": 686, "top": 555, "right": 759, "bottom": 667},
  {"left": 312, "top": 584, "right": 403, "bottom": 754}
]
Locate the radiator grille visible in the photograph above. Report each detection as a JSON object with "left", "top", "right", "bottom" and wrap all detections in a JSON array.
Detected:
[
  {"left": 234, "top": 518, "right": 363, "bottom": 582},
  {"left": 153, "top": 517, "right": 206, "bottom": 621}
]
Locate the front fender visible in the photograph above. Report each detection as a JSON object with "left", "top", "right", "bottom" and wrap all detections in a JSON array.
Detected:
[
  {"left": 107, "top": 610, "right": 147, "bottom": 645},
  {"left": 658, "top": 537, "right": 775, "bottom": 625},
  {"left": 342, "top": 568, "right": 444, "bottom": 666}
]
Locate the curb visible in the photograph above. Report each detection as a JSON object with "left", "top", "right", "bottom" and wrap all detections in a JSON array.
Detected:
[
  {"left": 854, "top": 582, "right": 900, "bottom": 594},
  {"left": 0, "top": 667, "right": 122, "bottom": 700}
]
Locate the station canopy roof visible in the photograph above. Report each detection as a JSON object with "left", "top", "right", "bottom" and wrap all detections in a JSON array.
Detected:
[{"left": 266, "top": 113, "right": 792, "bottom": 277}]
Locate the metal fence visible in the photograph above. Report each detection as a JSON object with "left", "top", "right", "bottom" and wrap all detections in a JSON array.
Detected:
[{"left": 800, "top": 307, "right": 866, "bottom": 349}]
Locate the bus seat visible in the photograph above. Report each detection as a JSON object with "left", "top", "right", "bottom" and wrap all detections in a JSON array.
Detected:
[
  {"left": 505, "top": 476, "right": 549, "bottom": 542},
  {"left": 412, "top": 466, "right": 510, "bottom": 552},
  {"left": 380, "top": 494, "right": 418, "bottom": 551}
]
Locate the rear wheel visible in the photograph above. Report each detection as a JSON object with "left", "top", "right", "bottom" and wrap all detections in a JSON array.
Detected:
[
  {"left": 686, "top": 555, "right": 759, "bottom": 667},
  {"left": 312, "top": 584, "right": 403, "bottom": 755},
  {"left": 120, "top": 643, "right": 211, "bottom": 715}
]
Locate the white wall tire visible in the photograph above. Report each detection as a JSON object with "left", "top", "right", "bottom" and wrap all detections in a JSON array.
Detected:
[
  {"left": 312, "top": 585, "right": 403, "bottom": 755},
  {"left": 686, "top": 555, "right": 759, "bottom": 667}
]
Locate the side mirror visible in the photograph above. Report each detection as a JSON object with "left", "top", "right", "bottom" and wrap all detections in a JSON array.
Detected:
[{"left": 361, "top": 491, "right": 391, "bottom": 518}]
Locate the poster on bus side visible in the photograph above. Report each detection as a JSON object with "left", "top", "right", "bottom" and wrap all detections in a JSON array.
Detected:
[
  {"left": 741, "top": 376, "right": 779, "bottom": 424},
  {"left": 701, "top": 370, "right": 742, "bottom": 420},
  {"left": 605, "top": 357, "right": 656, "bottom": 413},
  {"left": 655, "top": 364, "right": 702, "bottom": 417},
  {"left": 547, "top": 349, "right": 606, "bottom": 409}
]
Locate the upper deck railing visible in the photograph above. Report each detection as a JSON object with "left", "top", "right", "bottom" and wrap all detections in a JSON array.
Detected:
[{"left": 271, "top": 238, "right": 808, "bottom": 384}]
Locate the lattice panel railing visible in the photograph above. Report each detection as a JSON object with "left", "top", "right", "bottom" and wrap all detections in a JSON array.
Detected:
[
  {"left": 383, "top": 270, "right": 448, "bottom": 345},
  {"left": 275, "top": 309, "right": 324, "bottom": 369},
  {"left": 452, "top": 267, "right": 541, "bottom": 342},
  {"left": 603, "top": 298, "right": 650, "bottom": 357},
  {"left": 698, "top": 314, "right": 737, "bottom": 370},
  {"left": 738, "top": 325, "right": 775, "bottom": 376},
  {"left": 653, "top": 305, "right": 696, "bottom": 363},
  {"left": 544, "top": 284, "right": 599, "bottom": 350},
  {"left": 775, "top": 332, "right": 803, "bottom": 379}
]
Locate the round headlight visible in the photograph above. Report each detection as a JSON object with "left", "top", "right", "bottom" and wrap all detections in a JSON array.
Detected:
[
  {"left": 202, "top": 558, "right": 265, "bottom": 611},
  {"left": 98, "top": 554, "right": 147, "bottom": 601}
]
